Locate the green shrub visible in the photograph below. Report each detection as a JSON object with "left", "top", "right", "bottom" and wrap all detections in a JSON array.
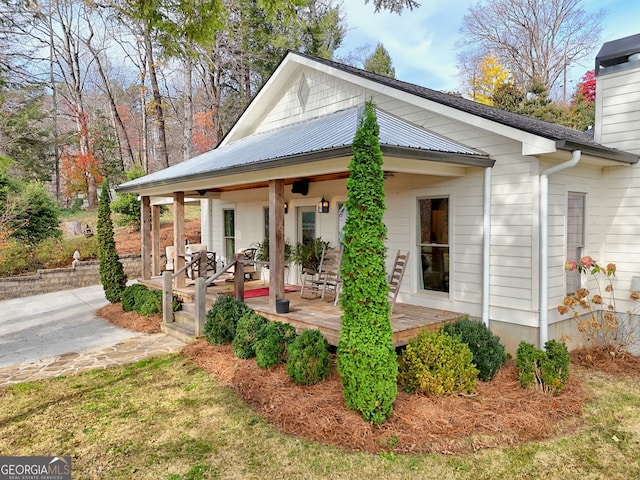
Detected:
[
  {"left": 0, "top": 235, "right": 100, "bottom": 278},
  {"left": 442, "top": 317, "right": 507, "bottom": 381},
  {"left": 204, "top": 295, "right": 252, "bottom": 345},
  {"left": 137, "top": 289, "right": 162, "bottom": 317},
  {"left": 336, "top": 100, "right": 397, "bottom": 425},
  {"left": 515, "top": 340, "right": 570, "bottom": 395},
  {"left": 232, "top": 312, "right": 269, "bottom": 359},
  {"left": 255, "top": 321, "right": 297, "bottom": 369},
  {"left": 122, "top": 284, "right": 149, "bottom": 312},
  {"left": 10, "top": 181, "right": 62, "bottom": 245},
  {"left": 172, "top": 294, "right": 182, "bottom": 312},
  {"left": 97, "top": 180, "right": 127, "bottom": 303},
  {"left": 0, "top": 241, "right": 31, "bottom": 277},
  {"left": 286, "top": 329, "right": 331, "bottom": 385},
  {"left": 398, "top": 328, "right": 478, "bottom": 396}
]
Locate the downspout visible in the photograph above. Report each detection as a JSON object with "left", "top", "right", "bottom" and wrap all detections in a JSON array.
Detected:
[
  {"left": 482, "top": 166, "right": 492, "bottom": 327},
  {"left": 539, "top": 150, "right": 581, "bottom": 348}
]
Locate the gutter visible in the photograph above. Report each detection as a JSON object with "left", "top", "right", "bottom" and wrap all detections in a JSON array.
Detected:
[
  {"left": 539, "top": 150, "right": 581, "bottom": 348},
  {"left": 482, "top": 166, "right": 492, "bottom": 327}
]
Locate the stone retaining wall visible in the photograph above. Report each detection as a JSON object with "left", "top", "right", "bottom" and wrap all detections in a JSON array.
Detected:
[{"left": 0, "top": 254, "right": 142, "bottom": 300}]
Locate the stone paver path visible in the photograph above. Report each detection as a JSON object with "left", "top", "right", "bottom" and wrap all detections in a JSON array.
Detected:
[{"left": 0, "top": 334, "right": 184, "bottom": 388}]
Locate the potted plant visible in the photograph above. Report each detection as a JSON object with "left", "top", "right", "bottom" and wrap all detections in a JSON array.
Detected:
[
  {"left": 292, "top": 237, "right": 330, "bottom": 272},
  {"left": 255, "top": 238, "right": 293, "bottom": 263}
]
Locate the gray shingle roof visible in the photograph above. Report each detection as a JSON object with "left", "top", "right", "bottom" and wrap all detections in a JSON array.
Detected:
[{"left": 118, "top": 106, "right": 488, "bottom": 192}]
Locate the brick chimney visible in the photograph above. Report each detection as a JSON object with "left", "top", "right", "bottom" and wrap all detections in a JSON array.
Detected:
[{"left": 595, "top": 33, "right": 640, "bottom": 155}]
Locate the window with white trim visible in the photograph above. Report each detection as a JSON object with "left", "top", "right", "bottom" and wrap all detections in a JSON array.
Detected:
[{"left": 566, "top": 192, "right": 585, "bottom": 295}]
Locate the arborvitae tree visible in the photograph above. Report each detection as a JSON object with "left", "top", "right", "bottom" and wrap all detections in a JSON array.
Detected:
[
  {"left": 97, "top": 180, "right": 127, "bottom": 303},
  {"left": 363, "top": 43, "right": 396, "bottom": 78},
  {"left": 337, "top": 100, "right": 397, "bottom": 424}
]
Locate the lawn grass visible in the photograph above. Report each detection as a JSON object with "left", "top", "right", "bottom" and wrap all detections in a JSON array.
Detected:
[{"left": 1, "top": 355, "right": 639, "bottom": 479}]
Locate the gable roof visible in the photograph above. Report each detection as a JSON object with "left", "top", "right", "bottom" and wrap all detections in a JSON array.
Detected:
[
  {"left": 118, "top": 106, "right": 491, "bottom": 193},
  {"left": 286, "top": 52, "right": 637, "bottom": 164}
]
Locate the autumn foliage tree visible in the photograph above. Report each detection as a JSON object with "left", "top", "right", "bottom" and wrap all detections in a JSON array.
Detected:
[
  {"left": 467, "top": 54, "right": 511, "bottom": 106},
  {"left": 192, "top": 110, "right": 218, "bottom": 154}
]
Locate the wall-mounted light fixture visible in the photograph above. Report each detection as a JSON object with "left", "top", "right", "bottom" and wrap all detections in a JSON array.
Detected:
[
  {"left": 284, "top": 202, "right": 289, "bottom": 214},
  {"left": 317, "top": 196, "right": 329, "bottom": 213}
]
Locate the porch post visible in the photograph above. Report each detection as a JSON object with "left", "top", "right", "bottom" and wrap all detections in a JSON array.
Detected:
[
  {"left": 268, "top": 179, "right": 285, "bottom": 311},
  {"left": 151, "top": 204, "right": 161, "bottom": 276},
  {"left": 140, "top": 195, "right": 152, "bottom": 280},
  {"left": 173, "top": 191, "right": 186, "bottom": 288}
]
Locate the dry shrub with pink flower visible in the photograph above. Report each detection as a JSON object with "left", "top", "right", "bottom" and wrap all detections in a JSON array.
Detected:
[{"left": 558, "top": 257, "right": 639, "bottom": 358}]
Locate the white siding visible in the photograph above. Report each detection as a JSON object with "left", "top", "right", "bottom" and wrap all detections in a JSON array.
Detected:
[
  {"left": 595, "top": 64, "right": 640, "bottom": 154},
  {"left": 257, "top": 68, "right": 365, "bottom": 133}
]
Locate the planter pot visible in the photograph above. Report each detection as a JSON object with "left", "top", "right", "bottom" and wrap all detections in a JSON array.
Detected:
[{"left": 276, "top": 299, "right": 290, "bottom": 314}]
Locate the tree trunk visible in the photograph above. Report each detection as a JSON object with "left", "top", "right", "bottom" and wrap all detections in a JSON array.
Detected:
[
  {"left": 144, "top": 31, "right": 169, "bottom": 171},
  {"left": 183, "top": 56, "right": 193, "bottom": 161}
]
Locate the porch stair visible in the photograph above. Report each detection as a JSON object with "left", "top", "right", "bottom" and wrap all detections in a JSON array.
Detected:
[{"left": 162, "top": 301, "right": 200, "bottom": 343}]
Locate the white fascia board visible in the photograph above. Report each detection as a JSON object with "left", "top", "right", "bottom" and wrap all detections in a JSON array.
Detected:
[{"left": 222, "top": 58, "right": 300, "bottom": 145}]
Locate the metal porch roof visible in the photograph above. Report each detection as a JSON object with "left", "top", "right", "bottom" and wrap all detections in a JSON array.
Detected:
[{"left": 118, "top": 106, "right": 489, "bottom": 193}]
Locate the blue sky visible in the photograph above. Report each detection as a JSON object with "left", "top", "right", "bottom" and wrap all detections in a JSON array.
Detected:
[{"left": 335, "top": 0, "right": 640, "bottom": 92}]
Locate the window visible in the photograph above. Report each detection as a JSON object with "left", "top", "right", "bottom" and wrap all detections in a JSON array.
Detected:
[
  {"left": 223, "top": 209, "right": 235, "bottom": 263},
  {"left": 566, "top": 193, "right": 585, "bottom": 295},
  {"left": 298, "top": 207, "right": 316, "bottom": 244},
  {"left": 263, "top": 207, "right": 269, "bottom": 240},
  {"left": 338, "top": 202, "right": 347, "bottom": 243},
  {"left": 418, "top": 197, "right": 449, "bottom": 293}
]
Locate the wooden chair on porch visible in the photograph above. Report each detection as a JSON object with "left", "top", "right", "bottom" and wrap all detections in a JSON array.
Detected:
[
  {"left": 387, "top": 250, "right": 410, "bottom": 312},
  {"left": 300, "top": 246, "right": 343, "bottom": 300},
  {"left": 185, "top": 243, "right": 217, "bottom": 279},
  {"left": 332, "top": 250, "right": 410, "bottom": 311}
]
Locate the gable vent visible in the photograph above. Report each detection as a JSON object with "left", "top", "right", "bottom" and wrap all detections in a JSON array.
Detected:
[{"left": 297, "top": 74, "right": 310, "bottom": 111}]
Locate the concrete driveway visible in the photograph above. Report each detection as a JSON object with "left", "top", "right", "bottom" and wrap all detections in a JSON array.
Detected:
[{"left": 0, "top": 285, "right": 145, "bottom": 368}]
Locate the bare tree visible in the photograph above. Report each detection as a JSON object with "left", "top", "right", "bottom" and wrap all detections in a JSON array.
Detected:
[
  {"left": 458, "top": 0, "right": 603, "bottom": 94},
  {"left": 83, "top": 11, "right": 136, "bottom": 172}
]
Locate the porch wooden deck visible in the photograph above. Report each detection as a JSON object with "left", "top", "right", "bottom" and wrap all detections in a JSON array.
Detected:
[{"left": 140, "top": 276, "right": 458, "bottom": 347}]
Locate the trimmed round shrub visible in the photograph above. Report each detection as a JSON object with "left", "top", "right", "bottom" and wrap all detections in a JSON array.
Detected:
[
  {"left": 137, "top": 289, "right": 162, "bottom": 317},
  {"left": 516, "top": 340, "right": 570, "bottom": 395},
  {"left": 398, "top": 328, "right": 479, "bottom": 396},
  {"left": 204, "top": 295, "right": 252, "bottom": 345},
  {"left": 122, "top": 284, "right": 149, "bottom": 312},
  {"left": 255, "top": 321, "right": 297, "bottom": 369},
  {"left": 442, "top": 317, "right": 507, "bottom": 381},
  {"left": 286, "top": 329, "right": 331, "bottom": 385},
  {"left": 233, "top": 312, "right": 269, "bottom": 359}
]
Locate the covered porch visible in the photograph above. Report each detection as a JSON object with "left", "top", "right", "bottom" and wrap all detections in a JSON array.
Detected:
[{"left": 140, "top": 276, "right": 459, "bottom": 347}]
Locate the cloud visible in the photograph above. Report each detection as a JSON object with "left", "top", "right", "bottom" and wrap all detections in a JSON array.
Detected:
[
  {"left": 336, "top": 0, "right": 475, "bottom": 90},
  {"left": 336, "top": 0, "right": 639, "bottom": 91}
]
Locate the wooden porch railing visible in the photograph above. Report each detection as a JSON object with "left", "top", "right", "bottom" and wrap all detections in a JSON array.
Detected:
[{"left": 162, "top": 254, "right": 258, "bottom": 337}]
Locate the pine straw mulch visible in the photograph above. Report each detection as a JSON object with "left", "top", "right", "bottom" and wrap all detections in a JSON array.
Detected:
[
  {"left": 570, "top": 347, "right": 640, "bottom": 376},
  {"left": 114, "top": 219, "right": 202, "bottom": 255},
  {"left": 98, "top": 303, "right": 640, "bottom": 455},
  {"left": 181, "top": 339, "right": 588, "bottom": 455},
  {"left": 96, "top": 303, "right": 163, "bottom": 334}
]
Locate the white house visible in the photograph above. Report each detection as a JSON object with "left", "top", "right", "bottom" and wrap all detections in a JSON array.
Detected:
[{"left": 118, "top": 34, "right": 640, "bottom": 353}]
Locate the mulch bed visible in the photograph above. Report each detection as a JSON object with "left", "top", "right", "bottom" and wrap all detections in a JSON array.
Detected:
[
  {"left": 98, "top": 303, "right": 640, "bottom": 455},
  {"left": 96, "top": 303, "right": 162, "bottom": 334},
  {"left": 182, "top": 340, "right": 588, "bottom": 455}
]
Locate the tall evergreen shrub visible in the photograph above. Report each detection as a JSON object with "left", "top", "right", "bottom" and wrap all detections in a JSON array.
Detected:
[
  {"left": 97, "top": 180, "right": 127, "bottom": 303},
  {"left": 336, "top": 101, "right": 397, "bottom": 424}
]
